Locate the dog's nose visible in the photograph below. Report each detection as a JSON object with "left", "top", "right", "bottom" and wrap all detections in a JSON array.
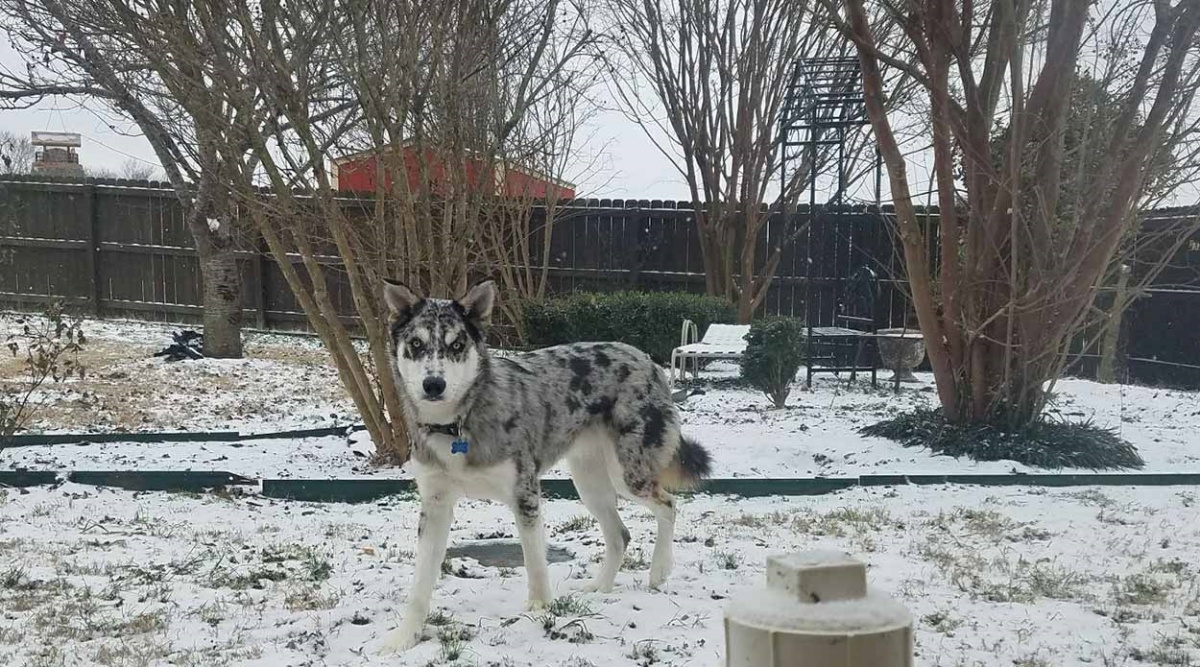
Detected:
[{"left": 422, "top": 376, "right": 446, "bottom": 398}]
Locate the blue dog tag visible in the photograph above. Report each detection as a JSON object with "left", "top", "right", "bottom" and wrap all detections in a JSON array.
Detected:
[{"left": 451, "top": 439, "right": 469, "bottom": 455}]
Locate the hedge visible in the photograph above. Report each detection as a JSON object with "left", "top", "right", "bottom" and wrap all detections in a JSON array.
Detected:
[{"left": 523, "top": 291, "right": 737, "bottom": 364}]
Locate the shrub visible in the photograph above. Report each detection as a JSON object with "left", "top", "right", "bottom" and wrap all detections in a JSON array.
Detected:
[
  {"left": 523, "top": 291, "right": 736, "bottom": 364},
  {"left": 860, "top": 407, "right": 1144, "bottom": 470},
  {"left": 739, "top": 317, "right": 805, "bottom": 408},
  {"left": 2, "top": 304, "right": 87, "bottom": 442}
]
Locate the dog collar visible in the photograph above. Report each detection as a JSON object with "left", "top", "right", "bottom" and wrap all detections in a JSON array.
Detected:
[
  {"left": 420, "top": 423, "right": 469, "bottom": 455},
  {"left": 421, "top": 423, "right": 460, "bottom": 437}
]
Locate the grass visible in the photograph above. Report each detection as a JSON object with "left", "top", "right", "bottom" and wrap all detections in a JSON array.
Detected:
[
  {"left": 925, "top": 508, "right": 1052, "bottom": 543},
  {"left": 921, "top": 610, "right": 964, "bottom": 635},
  {"left": 627, "top": 640, "right": 662, "bottom": 666},
  {"left": 860, "top": 407, "right": 1145, "bottom": 469},
  {"left": 715, "top": 551, "right": 742, "bottom": 570},
  {"left": 622, "top": 549, "right": 650, "bottom": 571},
  {"left": 553, "top": 515, "right": 596, "bottom": 535},
  {"left": 436, "top": 624, "right": 475, "bottom": 662},
  {"left": 1112, "top": 573, "right": 1176, "bottom": 606},
  {"left": 283, "top": 582, "right": 340, "bottom": 611},
  {"left": 546, "top": 595, "right": 593, "bottom": 617},
  {"left": 916, "top": 536, "right": 1089, "bottom": 604},
  {"left": 791, "top": 506, "right": 904, "bottom": 537}
]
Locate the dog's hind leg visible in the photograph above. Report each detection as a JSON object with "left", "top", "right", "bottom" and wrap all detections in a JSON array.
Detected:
[
  {"left": 566, "top": 440, "right": 629, "bottom": 593},
  {"left": 627, "top": 484, "right": 676, "bottom": 590},
  {"left": 383, "top": 491, "right": 455, "bottom": 653},
  {"left": 610, "top": 427, "right": 678, "bottom": 590},
  {"left": 511, "top": 479, "right": 552, "bottom": 610}
]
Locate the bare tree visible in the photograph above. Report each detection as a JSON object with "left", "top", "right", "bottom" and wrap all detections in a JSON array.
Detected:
[
  {"left": 0, "top": 0, "right": 255, "bottom": 358},
  {"left": 838, "top": 0, "right": 1200, "bottom": 428},
  {"left": 83, "top": 167, "right": 119, "bottom": 179},
  {"left": 170, "top": 0, "right": 596, "bottom": 462},
  {"left": 118, "top": 158, "right": 160, "bottom": 181},
  {"left": 603, "top": 0, "right": 905, "bottom": 322},
  {"left": 0, "top": 130, "right": 35, "bottom": 173}
]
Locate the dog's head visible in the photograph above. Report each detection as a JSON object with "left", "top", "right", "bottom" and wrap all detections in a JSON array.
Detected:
[{"left": 382, "top": 280, "right": 496, "bottom": 418}]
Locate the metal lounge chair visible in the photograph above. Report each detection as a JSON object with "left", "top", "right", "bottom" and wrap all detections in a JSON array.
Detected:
[{"left": 670, "top": 321, "right": 752, "bottom": 383}]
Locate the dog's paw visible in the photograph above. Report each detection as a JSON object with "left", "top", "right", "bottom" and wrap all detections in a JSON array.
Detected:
[
  {"left": 525, "top": 596, "right": 551, "bottom": 612},
  {"left": 578, "top": 579, "right": 614, "bottom": 594},
  {"left": 380, "top": 624, "right": 423, "bottom": 653},
  {"left": 649, "top": 556, "right": 673, "bottom": 590}
]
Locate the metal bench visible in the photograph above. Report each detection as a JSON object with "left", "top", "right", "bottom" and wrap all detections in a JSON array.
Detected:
[{"left": 805, "top": 266, "right": 880, "bottom": 387}]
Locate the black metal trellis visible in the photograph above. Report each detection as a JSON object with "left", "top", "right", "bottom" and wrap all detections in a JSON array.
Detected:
[{"left": 779, "top": 57, "right": 884, "bottom": 386}]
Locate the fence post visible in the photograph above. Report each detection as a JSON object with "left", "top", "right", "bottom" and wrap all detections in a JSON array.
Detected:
[
  {"left": 82, "top": 184, "right": 101, "bottom": 316},
  {"left": 254, "top": 237, "right": 269, "bottom": 329},
  {"left": 725, "top": 550, "right": 913, "bottom": 666}
]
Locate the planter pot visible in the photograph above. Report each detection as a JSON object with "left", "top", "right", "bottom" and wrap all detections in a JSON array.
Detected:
[{"left": 875, "top": 328, "right": 925, "bottom": 383}]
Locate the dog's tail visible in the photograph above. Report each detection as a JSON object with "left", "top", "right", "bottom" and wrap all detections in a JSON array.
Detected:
[{"left": 660, "top": 435, "right": 712, "bottom": 492}]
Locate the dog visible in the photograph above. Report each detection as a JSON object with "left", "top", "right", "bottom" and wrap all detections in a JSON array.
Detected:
[{"left": 379, "top": 279, "right": 712, "bottom": 652}]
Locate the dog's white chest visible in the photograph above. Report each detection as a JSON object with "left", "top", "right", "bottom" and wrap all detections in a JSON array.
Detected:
[{"left": 413, "top": 439, "right": 517, "bottom": 503}]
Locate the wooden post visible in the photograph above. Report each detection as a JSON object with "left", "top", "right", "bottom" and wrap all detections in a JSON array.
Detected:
[
  {"left": 82, "top": 184, "right": 102, "bottom": 316},
  {"left": 1097, "top": 264, "right": 1131, "bottom": 384},
  {"left": 254, "top": 236, "right": 269, "bottom": 329}
]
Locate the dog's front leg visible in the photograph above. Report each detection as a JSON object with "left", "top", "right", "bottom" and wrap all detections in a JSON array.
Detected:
[
  {"left": 383, "top": 492, "right": 455, "bottom": 653},
  {"left": 512, "top": 482, "right": 551, "bottom": 611}
]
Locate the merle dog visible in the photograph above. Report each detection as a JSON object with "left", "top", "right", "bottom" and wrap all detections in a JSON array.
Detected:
[{"left": 380, "top": 280, "right": 711, "bottom": 651}]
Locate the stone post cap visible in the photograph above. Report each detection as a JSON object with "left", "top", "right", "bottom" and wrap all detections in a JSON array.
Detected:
[{"left": 766, "top": 550, "right": 867, "bottom": 603}]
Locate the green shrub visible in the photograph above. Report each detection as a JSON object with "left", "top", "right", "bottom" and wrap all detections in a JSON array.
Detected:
[
  {"left": 860, "top": 407, "right": 1144, "bottom": 470},
  {"left": 523, "top": 291, "right": 736, "bottom": 364},
  {"left": 739, "top": 317, "right": 805, "bottom": 408}
]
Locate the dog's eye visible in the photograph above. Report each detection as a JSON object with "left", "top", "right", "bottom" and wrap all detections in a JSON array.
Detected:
[
  {"left": 450, "top": 340, "right": 464, "bottom": 353},
  {"left": 409, "top": 338, "right": 424, "bottom": 351}
]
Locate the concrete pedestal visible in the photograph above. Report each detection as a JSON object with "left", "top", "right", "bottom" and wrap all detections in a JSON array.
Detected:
[{"left": 725, "top": 550, "right": 913, "bottom": 667}]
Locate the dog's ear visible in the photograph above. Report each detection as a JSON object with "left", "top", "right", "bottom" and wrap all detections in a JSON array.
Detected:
[
  {"left": 458, "top": 280, "right": 496, "bottom": 324},
  {"left": 383, "top": 279, "right": 423, "bottom": 318}
]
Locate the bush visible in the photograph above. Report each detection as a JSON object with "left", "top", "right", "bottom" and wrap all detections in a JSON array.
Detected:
[
  {"left": 2, "top": 304, "right": 86, "bottom": 442},
  {"left": 523, "top": 291, "right": 736, "bottom": 364},
  {"left": 739, "top": 317, "right": 805, "bottom": 408},
  {"left": 859, "top": 407, "right": 1144, "bottom": 470}
]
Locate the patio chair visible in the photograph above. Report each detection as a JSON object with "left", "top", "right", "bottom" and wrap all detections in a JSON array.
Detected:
[
  {"left": 804, "top": 265, "right": 880, "bottom": 387},
  {"left": 669, "top": 321, "right": 752, "bottom": 383}
]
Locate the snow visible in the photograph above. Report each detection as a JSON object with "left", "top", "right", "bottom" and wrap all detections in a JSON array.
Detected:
[
  {"left": 1, "top": 313, "right": 1199, "bottom": 665},
  {"left": 1, "top": 482, "right": 1197, "bottom": 666}
]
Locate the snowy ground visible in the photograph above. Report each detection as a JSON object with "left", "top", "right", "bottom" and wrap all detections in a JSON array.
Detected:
[
  {"left": 1, "top": 313, "right": 1199, "bottom": 666},
  {"left": 3, "top": 313, "right": 1199, "bottom": 479},
  {"left": 1, "top": 482, "right": 1197, "bottom": 666}
]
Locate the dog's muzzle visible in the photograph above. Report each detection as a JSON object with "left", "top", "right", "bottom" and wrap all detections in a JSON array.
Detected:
[{"left": 422, "top": 376, "right": 446, "bottom": 400}]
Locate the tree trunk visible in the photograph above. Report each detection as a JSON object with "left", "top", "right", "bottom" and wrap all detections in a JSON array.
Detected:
[
  {"left": 191, "top": 217, "right": 244, "bottom": 359},
  {"left": 1097, "top": 264, "right": 1131, "bottom": 384}
]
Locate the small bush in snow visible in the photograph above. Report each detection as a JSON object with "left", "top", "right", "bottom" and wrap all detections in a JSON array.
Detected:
[
  {"left": 739, "top": 317, "right": 805, "bottom": 408},
  {"left": 2, "top": 303, "right": 86, "bottom": 442}
]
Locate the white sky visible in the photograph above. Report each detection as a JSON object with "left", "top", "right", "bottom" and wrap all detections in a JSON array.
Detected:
[
  {"left": 0, "top": 26, "right": 692, "bottom": 200},
  {"left": 0, "top": 39, "right": 1192, "bottom": 207}
]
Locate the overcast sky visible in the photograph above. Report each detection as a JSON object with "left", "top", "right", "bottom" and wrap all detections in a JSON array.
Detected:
[
  {"left": 1, "top": 38, "right": 1193, "bottom": 207},
  {"left": 0, "top": 37, "right": 693, "bottom": 198}
]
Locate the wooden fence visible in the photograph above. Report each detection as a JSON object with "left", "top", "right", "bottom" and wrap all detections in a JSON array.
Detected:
[
  {"left": 0, "top": 177, "right": 914, "bottom": 331},
  {"left": 3, "top": 177, "right": 1199, "bottom": 386}
]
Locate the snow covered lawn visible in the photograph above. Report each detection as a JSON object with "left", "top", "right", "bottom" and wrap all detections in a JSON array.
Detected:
[
  {"left": 2, "top": 314, "right": 1200, "bottom": 666},
  {"left": 0, "top": 482, "right": 1197, "bottom": 666},
  {"left": 3, "top": 314, "right": 1198, "bottom": 478}
]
